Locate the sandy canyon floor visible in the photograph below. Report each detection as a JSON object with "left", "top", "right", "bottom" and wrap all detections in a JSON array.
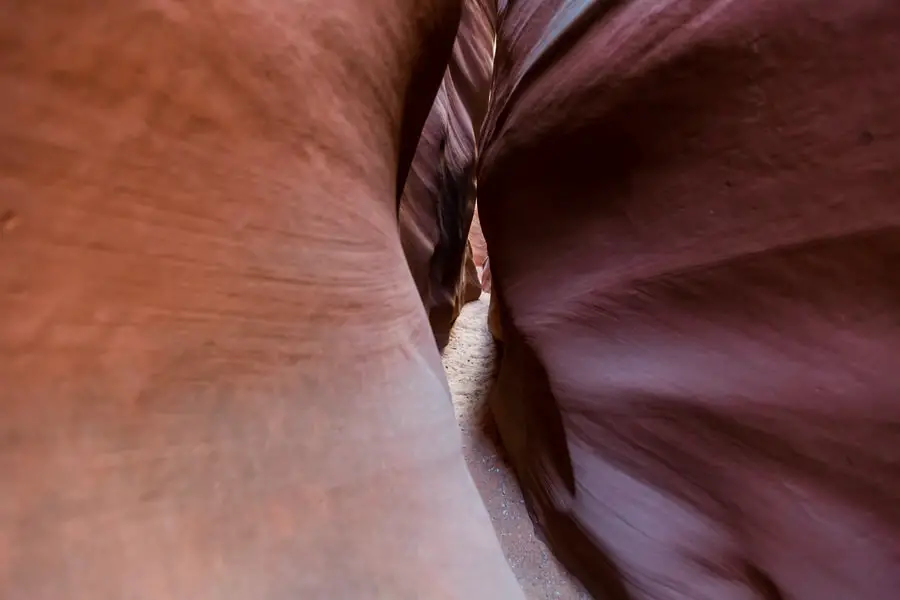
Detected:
[{"left": 442, "top": 294, "right": 589, "bottom": 600}]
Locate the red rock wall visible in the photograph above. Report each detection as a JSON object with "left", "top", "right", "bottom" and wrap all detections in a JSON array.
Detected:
[
  {"left": 399, "top": 0, "right": 495, "bottom": 349},
  {"left": 469, "top": 204, "right": 488, "bottom": 267},
  {"left": 478, "top": 1, "right": 900, "bottom": 598}
]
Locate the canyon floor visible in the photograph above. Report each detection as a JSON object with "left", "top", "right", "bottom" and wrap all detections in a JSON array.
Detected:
[{"left": 442, "top": 294, "right": 589, "bottom": 600}]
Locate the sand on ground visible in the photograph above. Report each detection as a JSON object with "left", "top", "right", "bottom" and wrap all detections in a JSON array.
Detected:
[{"left": 442, "top": 294, "right": 589, "bottom": 600}]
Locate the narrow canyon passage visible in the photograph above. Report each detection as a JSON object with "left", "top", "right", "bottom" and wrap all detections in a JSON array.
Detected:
[{"left": 441, "top": 294, "right": 589, "bottom": 600}]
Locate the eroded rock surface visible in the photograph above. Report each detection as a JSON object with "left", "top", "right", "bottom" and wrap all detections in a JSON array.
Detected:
[{"left": 478, "top": 1, "right": 900, "bottom": 598}]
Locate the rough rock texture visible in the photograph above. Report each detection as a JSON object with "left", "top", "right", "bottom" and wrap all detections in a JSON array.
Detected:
[
  {"left": 469, "top": 204, "right": 488, "bottom": 266},
  {"left": 433, "top": 242, "right": 485, "bottom": 350},
  {"left": 487, "top": 288, "right": 502, "bottom": 343},
  {"left": 463, "top": 242, "right": 483, "bottom": 303},
  {"left": 478, "top": 1, "right": 900, "bottom": 599},
  {"left": 1, "top": 1, "right": 531, "bottom": 598},
  {"left": 481, "top": 256, "right": 493, "bottom": 293},
  {"left": 443, "top": 296, "right": 588, "bottom": 600},
  {"left": 399, "top": 0, "right": 496, "bottom": 350}
]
